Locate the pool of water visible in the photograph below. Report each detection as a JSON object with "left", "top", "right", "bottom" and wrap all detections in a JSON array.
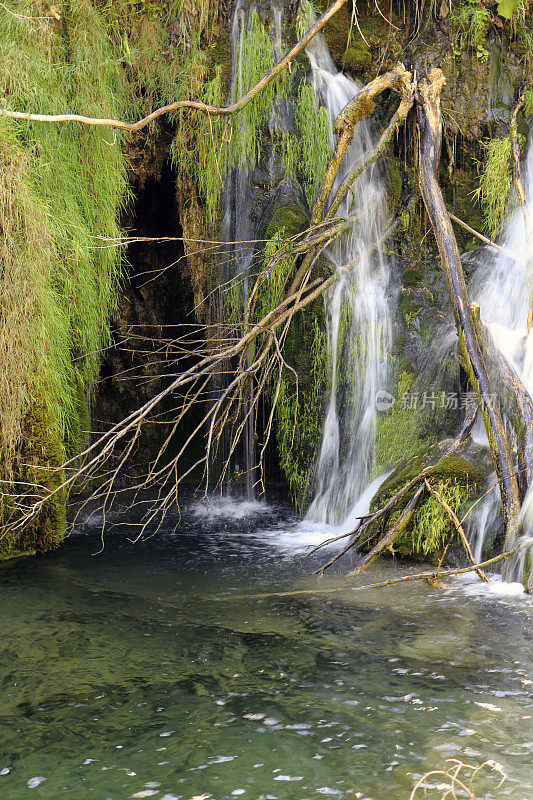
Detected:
[{"left": 0, "top": 496, "right": 531, "bottom": 799}]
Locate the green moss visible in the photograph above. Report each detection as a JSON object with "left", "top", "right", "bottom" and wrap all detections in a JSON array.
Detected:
[
  {"left": 263, "top": 203, "right": 310, "bottom": 242},
  {"left": 387, "top": 157, "right": 403, "bottom": 211},
  {"left": 301, "top": 0, "right": 352, "bottom": 65},
  {"left": 374, "top": 372, "right": 434, "bottom": 474},
  {"left": 275, "top": 315, "right": 328, "bottom": 506},
  {"left": 0, "top": 406, "right": 66, "bottom": 560},
  {"left": 373, "top": 451, "right": 486, "bottom": 510},
  {"left": 342, "top": 42, "right": 372, "bottom": 73},
  {"left": 366, "top": 449, "right": 484, "bottom": 558},
  {"left": 252, "top": 211, "right": 327, "bottom": 506},
  {"left": 395, "top": 478, "right": 476, "bottom": 556}
]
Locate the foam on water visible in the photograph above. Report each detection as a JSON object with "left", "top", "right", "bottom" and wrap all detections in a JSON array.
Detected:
[
  {"left": 191, "top": 496, "right": 271, "bottom": 521},
  {"left": 458, "top": 574, "right": 527, "bottom": 598},
  {"left": 260, "top": 471, "right": 391, "bottom": 554}
]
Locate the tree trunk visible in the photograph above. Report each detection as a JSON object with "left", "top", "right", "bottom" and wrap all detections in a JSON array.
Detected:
[{"left": 416, "top": 69, "right": 521, "bottom": 552}]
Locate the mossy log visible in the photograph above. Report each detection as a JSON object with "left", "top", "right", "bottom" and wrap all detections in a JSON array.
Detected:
[
  {"left": 416, "top": 68, "right": 521, "bottom": 553},
  {"left": 312, "top": 62, "right": 413, "bottom": 225}
]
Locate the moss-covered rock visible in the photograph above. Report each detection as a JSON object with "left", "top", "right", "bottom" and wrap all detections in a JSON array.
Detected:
[
  {"left": 342, "top": 42, "right": 372, "bottom": 73},
  {"left": 258, "top": 179, "right": 310, "bottom": 242},
  {"left": 366, "top": 440, "right": 489, "bottom": 560}
]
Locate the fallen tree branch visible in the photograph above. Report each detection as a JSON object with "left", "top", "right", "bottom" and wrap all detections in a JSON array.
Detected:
[
  {"left": 348, "top": 483, "right": 425, "bottom": 575},
  {"left": 510, "top": 92, "right": 529, "bottom": 212},
  {"left": 0, "top": 0, "right": 348, "bottom": 132},
  {"left": 423, "top": 478, "right": 490, "bottom": 582},
  {"left": 212, "top": 548, "right": 519, "bottom": 601},
  {"left": 448, "top": 211, "right": 518, "bottom": 260},
  {"left": 289, "top": 63, "right": 413, "bottom": 295},
  {"left": 417, "top": 68, "right": 521, "bottom": 551},
  {"left": 312, "top": 62, "right": 413, "bottom": 225},
  {"left": 471, "top": 301, "right": 533, "bottom": 499},
  {"left": 327, "top": 73, "right": 415, "bottom": 219}
]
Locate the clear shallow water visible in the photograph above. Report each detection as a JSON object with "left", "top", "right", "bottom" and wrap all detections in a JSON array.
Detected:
[{"left": 0, "top": 498, "right": 532, "bottom": 800}]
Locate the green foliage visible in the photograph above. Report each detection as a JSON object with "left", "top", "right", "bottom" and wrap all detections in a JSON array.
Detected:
[
  {"left": 296, "top": 0, "right": 317, "bottom": 39},
  {"left": 285, "top": 82, "right": 331, "bottom": 206},
  {"left": 498, "top": 0, "right": 521, "bottom": 20},
  {"left": 225, "top": 276, "right": 245, "bottom": 326},
  {"left": 0, "top": 1, "right": 130, "bottom": 482},
  {"left": 525, "top": 90, "right": 533, "bottom": 117},
  {"left": 0, "top": 0, "right": 218, "bottom": 555},
  {"left": 396, "top": 478, "right": 475, "bottom": 555},
  {"left": 473, "top": 137, "right": 513, "bottom": 237},
  {"left": 171, "top": 56, "right": 226, "bottom": 227},
  {"left": 452, "top": 1, "right": 492, "bottom": 60},
  {"left": 276, "top": 317, "right": 327, "bottom": 504},
  {"left": 250, "top": 227, "right": 326, "bottom": 506},
  {"left": 255, "top": 230, "right": 295, "bottom": 321}
]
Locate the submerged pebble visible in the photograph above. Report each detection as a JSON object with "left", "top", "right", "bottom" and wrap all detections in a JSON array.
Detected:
[{"left": 27, "top": 777, "right": 46, "bottom": 788}]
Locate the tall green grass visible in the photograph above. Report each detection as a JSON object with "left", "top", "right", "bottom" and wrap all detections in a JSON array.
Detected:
[
  {"left": 0, "top": 0, "right": 219, "bottom": 551},
  {"left": 0, "top": 1, "right": 131, "bottom": 471}
]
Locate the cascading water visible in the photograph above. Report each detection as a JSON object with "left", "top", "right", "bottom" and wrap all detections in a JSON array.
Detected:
[
  {"left": 466, "top": 128, "right": 533, "bottom": 583},
  {"left": 221, "top": 3, "right": 393, "bottom": 517},
  {"left": 466, "top": 472, "right": 500, "bottom": 562},
  {"left": 304, "top": 34, "right": 393, "bottom": 525},
  {"left": 221, "top": 0, "right": 262, "bottom": 499}
]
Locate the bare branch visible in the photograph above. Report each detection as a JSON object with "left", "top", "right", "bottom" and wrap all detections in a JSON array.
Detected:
[{"left": 0, "top": 0, "right": 348, "bottom": 132}]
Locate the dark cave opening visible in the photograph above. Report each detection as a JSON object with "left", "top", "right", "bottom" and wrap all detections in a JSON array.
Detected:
[{"left": 93, "top": 156, "right": 203, "bottom": 479}]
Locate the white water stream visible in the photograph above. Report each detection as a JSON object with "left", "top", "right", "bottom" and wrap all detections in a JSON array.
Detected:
[
  {"left": 304, "top": 33, "right": 393, "bottom": 526},
  {"left": 467, "top": 132, "right": 533, "bottom": 584}
]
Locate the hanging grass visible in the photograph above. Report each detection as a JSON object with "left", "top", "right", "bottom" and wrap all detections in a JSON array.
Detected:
[
  {"left": 171, "top": 55, "right": 227, "bottom": 229},
  {"left": 285, "top": 82, "right": 331, "bottom": 206},
  {"left": 0, "top": 0, "right": 224, "bottom": 553},
  {"left": 230, "top": 9, "right": 284, "bottom": 170},
  {"left": 473, "top": 136, "right": 513, "bottom": 238},
  {"left": 0, "top": 1, "right": 130, "bottom": 470}
]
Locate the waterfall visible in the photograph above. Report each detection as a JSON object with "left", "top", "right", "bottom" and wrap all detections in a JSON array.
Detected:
[
  {"left": 466, "top": 472, "right": 500, "bottom": 562},
  {"left": 467, "top": 130, "right": 533, "bottom": 583},
  {"left": 304, "top": 34, "right": 393, "bottom": 525},
  {"left": 221, "top": 2, "right": 393, "bottom": 515},
  {"left": 220, "top": 0, "right": 260, "bottom": 499}
]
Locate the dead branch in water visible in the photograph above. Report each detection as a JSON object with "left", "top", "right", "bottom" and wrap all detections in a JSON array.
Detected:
[
  {"left": 409, "top": 757, "right": 507, "bottom": 800},
  {"left": 209, "top": 548, "right": 519, "bottom": 601},
  {"left": 423, "top": 478, "right": 489, "bottom": 583}
]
